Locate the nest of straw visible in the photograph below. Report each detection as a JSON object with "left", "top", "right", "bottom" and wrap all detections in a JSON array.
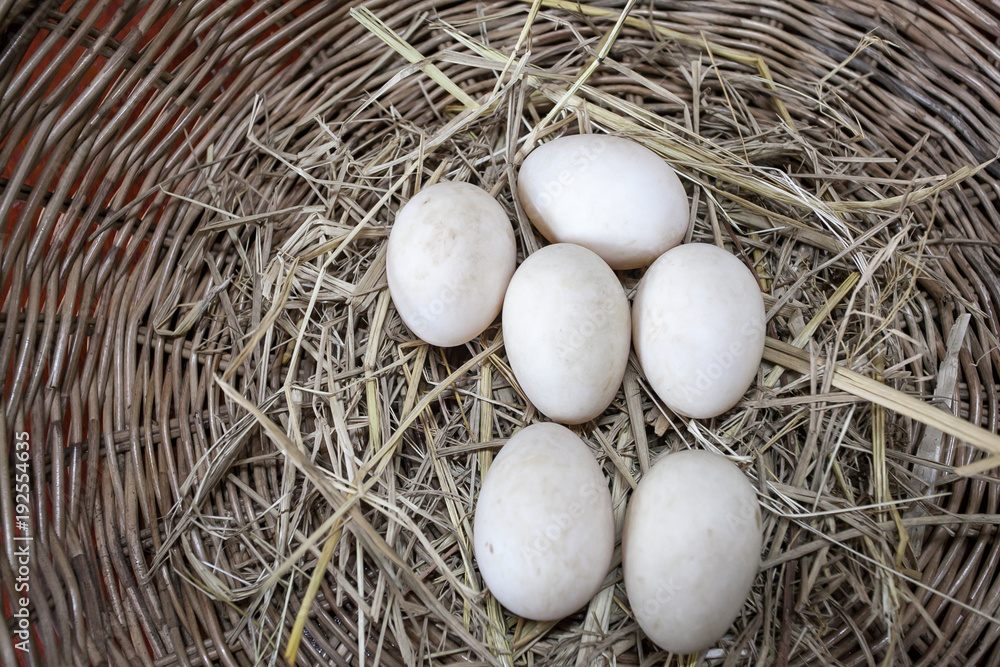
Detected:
[{"left": 4, "top": 1, "right": 1000, "bottom": 666}]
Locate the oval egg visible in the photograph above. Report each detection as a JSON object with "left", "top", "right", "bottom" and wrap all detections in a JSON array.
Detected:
[
  {"left": 632, "top": 243, "right": 765, "bottom": 418},
  {"left": 623, "top": 449, "right": 762, "bottom": 654},
  {"left": 517, "top": 134, "right": 688, "bottom": 270},
  {"left": 386, "top": 181, "right": 516, "bottom": 347},
  {"left": 502, "top": 244, "right": 631, "bottom": 424},
  {"left": 474, "top": 422, "right": 615, "bottom": 621}
]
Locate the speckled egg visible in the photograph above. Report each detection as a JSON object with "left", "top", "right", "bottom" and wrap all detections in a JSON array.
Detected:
[
  {"left": 517, "top": 134, "right": 688, "bottom": 270},
  {"left": 623, "top": 449, "right": 762, "bottom": 654},
  {"left": 632, "top": 243, "right": 766, "bottom": 418},
  {"left": 387, "top": 181, "right": 516, "bottom": 347},
  {"left": 474, "top": 423, "right": 615, "bottom": 621},
  {"left": 502, "top": 243, "right": 631, "bottom": 424}
]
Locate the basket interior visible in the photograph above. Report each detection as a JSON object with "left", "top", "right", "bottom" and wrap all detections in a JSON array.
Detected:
[{"left": 3, "top": 1, "right": 1000, "bottom": 665}]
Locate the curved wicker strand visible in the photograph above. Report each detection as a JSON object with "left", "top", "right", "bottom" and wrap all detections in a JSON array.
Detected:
[{"left": 3, "top": 1, "right": 1000, "bottom": 665}]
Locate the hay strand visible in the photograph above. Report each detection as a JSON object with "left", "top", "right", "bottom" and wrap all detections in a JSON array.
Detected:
[{"left": 8, "top": 1, "right": 1000, "bottom": 665}]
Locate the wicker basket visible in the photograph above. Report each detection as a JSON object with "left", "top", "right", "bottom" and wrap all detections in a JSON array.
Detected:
[{"left": 4, "top": 1, "right": 1000, "bottom": 665}]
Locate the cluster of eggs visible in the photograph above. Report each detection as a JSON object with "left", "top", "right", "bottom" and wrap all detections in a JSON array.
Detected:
[{"left": 386, "top": 134, "right": 765, "bottom": 654}]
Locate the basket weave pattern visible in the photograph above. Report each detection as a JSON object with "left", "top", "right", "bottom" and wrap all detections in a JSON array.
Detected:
[{"left": 3, "top": 1, "right": 1000, "bottom": 666}]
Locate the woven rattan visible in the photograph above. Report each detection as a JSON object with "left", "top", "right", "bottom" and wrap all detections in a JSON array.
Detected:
[{"left": 4, "top": 1, "right": 1000, "bottom": 665}]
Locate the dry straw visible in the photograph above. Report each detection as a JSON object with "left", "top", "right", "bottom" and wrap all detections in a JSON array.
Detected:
[{"left": 4, "top": 1, "right": 1000, "bottom": 666}]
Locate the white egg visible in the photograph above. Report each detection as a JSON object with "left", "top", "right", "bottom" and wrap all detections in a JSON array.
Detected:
[
  {"left": 474, "top": 423, "right": 615, "bottom": 621},
  {"left": 632, "top": 243, "right": 765, "bottom": 419},
  {"left": 516, "top": 134, "right": 688, "bottom": 270},
  {"left": 386, "top": 181, "right": 516, "bottom": 347},
  {"left": 502, "top": 244, "right": 631, "bottom": 424},
  {"left": 623, "top": 449, "right": 762, "bottom": 654}
]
